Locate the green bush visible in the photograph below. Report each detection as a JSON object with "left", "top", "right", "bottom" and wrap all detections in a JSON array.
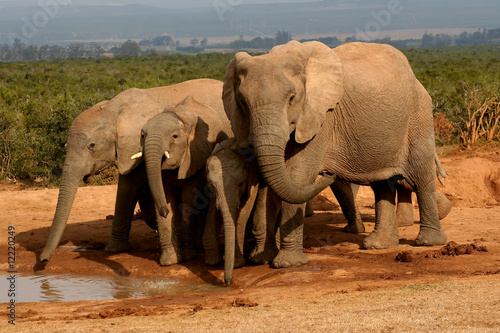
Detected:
[
  {"left": 1, "top": 46, "right": 499, "bottom": 186},
  {"left": 0, "top": 53, "right": 234, "bottom": 186}
]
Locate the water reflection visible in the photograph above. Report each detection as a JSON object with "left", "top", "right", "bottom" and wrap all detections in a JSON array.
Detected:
[{"left": 0, "top": 272, "right": 226, "bottom": 303}]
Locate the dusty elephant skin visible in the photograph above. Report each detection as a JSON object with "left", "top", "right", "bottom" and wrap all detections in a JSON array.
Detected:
[
  {"left": 203, "top": 138, "right": 262, "bottom": 285},
  {"left": 134, "top": 96, "right": 232, "bottom": 266},
  {"left": 223, "top": 41, "right": 448, "bottom": 268},
  {"left": 39, "top": 79, "right": 224, "bottom": 263}
]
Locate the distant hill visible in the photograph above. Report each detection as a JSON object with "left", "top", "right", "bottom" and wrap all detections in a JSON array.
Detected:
[{"left": 0, "top": 0, "right": 499, "bottom": 45}]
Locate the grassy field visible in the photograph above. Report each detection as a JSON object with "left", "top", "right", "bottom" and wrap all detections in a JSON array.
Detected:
[{"left": 1, "top": 45, "right": 499, "bottom": 185}]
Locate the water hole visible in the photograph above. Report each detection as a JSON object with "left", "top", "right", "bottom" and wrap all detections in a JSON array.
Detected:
[{"left": 0, "top": 272, "right": 227, "bottom": 303}]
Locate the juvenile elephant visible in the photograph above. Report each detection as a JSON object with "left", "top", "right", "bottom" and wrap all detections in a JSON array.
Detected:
[
  {"left": 203, "top": 139, "right": 261, "bottom": 285},
  {"left": 40, "top": 79, "right": 224, "bottom": 262},
  {"left": 223, "top": 41, "right": 449, "bottom": 268},
  {"left": 130, "top": 96, "right": 232, "bottom": 265}
]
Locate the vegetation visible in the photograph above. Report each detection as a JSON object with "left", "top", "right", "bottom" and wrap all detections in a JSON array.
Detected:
[
  {"left": 0, "top": 52, "right": 234, "bottom": 185},
  {"left": 0, "top": 46, "right": 499, "bottom": 186},
  {"left": 403, "top": 45, "right": 500, "bottom": 146}
]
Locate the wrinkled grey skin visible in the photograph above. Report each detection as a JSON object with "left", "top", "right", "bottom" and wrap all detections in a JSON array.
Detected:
[
  {"left": 203, "top": 139, "right": 260, "bottom": 285},
  {"left": 134, "top": 96, "right": 232, "bottom": 266},
  {"left": 203, "top": 138, "right": 365, "bottom": 285},
  {"left": 40, "top": 79, "right": 224, "bottom": 262},
  {"left": 223, "top": 41, "right": 450, "bottom": 268}
]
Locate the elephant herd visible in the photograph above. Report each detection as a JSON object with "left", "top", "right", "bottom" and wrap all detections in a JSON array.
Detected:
[{"left": 40, "top": 41, "right": 452, "bottom": 286}]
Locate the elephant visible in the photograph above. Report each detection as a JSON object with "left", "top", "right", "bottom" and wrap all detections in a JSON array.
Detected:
[
  {"left": 203, "top": 138, "right": 261, "bottom": 285},
  {"left": 39, "top": 79, "right": 224, "bottom": 262},
  {"left": 222, "top": 40, "right": 450, "bottom": 268},
  {"left": 130, "top": 96, "right": 232, "bottom": 265},
  {"left": 203, "top": 138, "right": 366, "bottom": 285}
]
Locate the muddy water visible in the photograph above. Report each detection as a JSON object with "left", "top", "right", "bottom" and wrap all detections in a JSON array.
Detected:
[{"left": 0, "top": 272, "right": 227, "bottom": 303}]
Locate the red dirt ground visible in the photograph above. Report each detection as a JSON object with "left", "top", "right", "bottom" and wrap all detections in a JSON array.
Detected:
[{"left": 1, "top": 151, "right": 500, "bottom": 329}]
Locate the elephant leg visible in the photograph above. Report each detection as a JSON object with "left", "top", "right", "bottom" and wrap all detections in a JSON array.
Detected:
[
  {"left": 250, "top": 186, "right": 280, "bottom": 265},
  {"left": 363, "top": 180, "right": 399, "bottom": 249},
  {"left": 105, "top": 172, "right": 141, "bottom": 253},
  {"left": 203, "top": 198, "right": 223, "bottom": 266},
  {"left": 138, "top": 186, "right": 158, "bottom": 230},
  {"left": 179, "top": 178, "right": 209, "bottom": 261},
  {"left": 272, "top": 201, "right": 308, "bottom": 268},
  {"left": 331, "top": 180, "right": 364, "bottom": 233},
  {"left": 415, "top": 184, "right": 447, "bottom": 246},
  {"left": 157, "top": 183, "right": 180, "bottom": 266},
  {"left": 396, "top": 186, "right": 414, "bottom": 227}
]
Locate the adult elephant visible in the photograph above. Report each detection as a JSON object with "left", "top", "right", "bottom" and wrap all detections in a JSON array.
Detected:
[
  {"left": 223, "top": 41, "right": 448, "bottom": 268},
  {"left": 130, "top": 96, "right": 232, "bottom": 265},
  {"left": 39, "top": 79, "right": 224, "bottom": 262}
]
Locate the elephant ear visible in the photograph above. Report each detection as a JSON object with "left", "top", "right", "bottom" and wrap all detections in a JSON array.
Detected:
[
  {"left": 115, "top": 89, "right": 164, "bottom": 175},
  {"left": 223, "top": 52, "right": 252, "bottom": 148},
  {"left": 176, "top": 97, "right": 214, "bottom": 179},
  {"left": 272, "top": 41, "right": 344, "bottom": 144}
]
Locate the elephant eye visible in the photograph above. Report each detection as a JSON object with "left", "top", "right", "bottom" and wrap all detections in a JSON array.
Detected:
[
  {"left": 172, "top": 134, "right": 179, "bottom": 139},
  {"left": 88, "top": 143, "right": 95, "bottom": 151},
  {"left": 239, "top": 98, "right": 247, "bottom": 109},
  {"left": 289, "top": 94, "right": 296, "bottom": 105}
]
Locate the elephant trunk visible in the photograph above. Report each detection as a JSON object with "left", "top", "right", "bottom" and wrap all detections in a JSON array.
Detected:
[
  {"left": 144, "top": 134, "right": 169, "bottom": 218},
  {"left": 251, "top": 108, "right": 335, "bottom": 204},
  {"left": 216, "top": 191, "right": 239, "bottom": 286},
  {"left": 40, "top": 162, "right": 84, "bottom": 261}
]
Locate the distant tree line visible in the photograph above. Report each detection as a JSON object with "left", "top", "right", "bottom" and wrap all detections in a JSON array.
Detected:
[
  {"left": 228, "top": 28, "right": 500, "bottom": 51},
  {"left": 0, "top": 39, "right": 105, "bottom": 62},
  {"left": 228, "top": 31, "right": 293, "bottom": 50},
  {"left": 2, "top": 27, "right": 500, "bottom": 62}
]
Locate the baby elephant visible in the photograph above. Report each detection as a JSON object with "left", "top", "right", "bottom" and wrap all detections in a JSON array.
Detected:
[
  {"left": 131, "top": 96, "right": 232, "bottom": 266},
  {"left": 203, "top": 139, "right": 261, "bottom": 286}
]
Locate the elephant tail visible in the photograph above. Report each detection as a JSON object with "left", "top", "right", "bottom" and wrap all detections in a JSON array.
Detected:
[{"left": 435, "top": 153, "right": 447, "bottom": 185}]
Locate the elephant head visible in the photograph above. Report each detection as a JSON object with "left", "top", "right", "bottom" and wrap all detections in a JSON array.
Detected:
[
  {"left": 223, "top": 40, "right": 341, "bottom": 204},
  {"left": 206, "top": 139, "right": 259, "bottom": 285},
  {"left": 40, "top": 79, "right": 224, "bottom": 262},
  {"left": 132, "top": 96, "right": 229, "bottom": 219}
]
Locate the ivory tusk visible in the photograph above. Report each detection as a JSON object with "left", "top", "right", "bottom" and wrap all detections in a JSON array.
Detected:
[
  {"left": 164, "top": 151, "right": 170, "bottom": 159},
  {"left": 130, "top": 152, "right": 143, "bottom": 159}
]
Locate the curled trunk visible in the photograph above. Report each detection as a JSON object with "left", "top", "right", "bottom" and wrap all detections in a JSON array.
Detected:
[
  {"left": 40, "top": 164, "right": 83, "bottom": 261},
  {"left": 144, "top": 134, "right": 169, "bottom": 217},
  {"left": 251, "top": 110, "right": 335, "bottom": 204}
]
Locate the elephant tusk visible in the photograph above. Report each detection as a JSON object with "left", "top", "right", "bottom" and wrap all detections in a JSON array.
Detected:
[
  {"left": 130, "top": 152, "right": 143, "bottom": 160},
  {"left": 164, "top": 151, "right": 170, "bottom": 159}
]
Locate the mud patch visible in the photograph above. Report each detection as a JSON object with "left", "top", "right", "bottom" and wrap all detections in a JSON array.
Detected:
[
  {"left": 426, "top": 241, "right": 489, "bottom": 258},
  {"left": 395, "top": 250, "right": 414, "bottom": 262},
  {"left": 232, "top": 297, "right": 259, "bottom": 308}
]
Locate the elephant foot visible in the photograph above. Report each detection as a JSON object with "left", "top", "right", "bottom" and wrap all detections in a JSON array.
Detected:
[
  {"left": 396, "top": 209, "right": 414, "bottom": 227},
  {"left": 415, "top": 227, "right": 447, "bottom": 246},
  {"left": 205, "top": 251, "right": 222, "bottom": 266},
  {"left": 363, "top": 229, "right": 399, "bottom": 249},
  {"left": 159, "top": 248, "right": 180, "bottom": 266},
  {"left": 105, "top": 239, "right": 131, "bottom": 253},
  {"left": 234, "top": 255, "right": 247, "bottom": 269},
  {"left": 343, "top": 221, "right": 365, "bottom": 234},
  {"left": 271, "top": 249, "right": 309, "bottom": 268},
  {"left": 249, "top": 246, "right": 278, "bottom": 265}
]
